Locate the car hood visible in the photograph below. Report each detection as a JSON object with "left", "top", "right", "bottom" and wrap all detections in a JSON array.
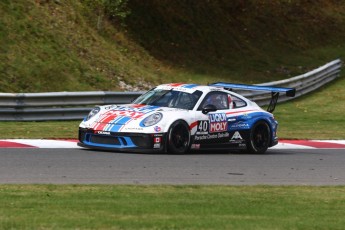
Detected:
[{"left": 91, "top": 104, "right": 187, "bottom": 126}]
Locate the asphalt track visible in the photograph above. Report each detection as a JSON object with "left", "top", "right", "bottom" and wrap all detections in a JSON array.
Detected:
[{"left": 1, "top": 146, "right": 344, "bottom": 185}]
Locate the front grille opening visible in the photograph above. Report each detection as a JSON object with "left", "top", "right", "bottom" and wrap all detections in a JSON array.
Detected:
[
  {"left": 84, "top": 133, "right": 155, "bottom": 149},
  {"left": 131, "top": 136, "right": 152, "bottom": 148},
  {"left": 119, "top": 137, "right": 127, "bottom": 145},
  {"left": 90, "top": 135, "right": 121, "bottom": 145}
]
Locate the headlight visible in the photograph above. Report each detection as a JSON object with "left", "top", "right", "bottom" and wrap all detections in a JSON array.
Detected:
[
  {"left": 85, "top": 107, "right": 100, "bottom": 121},
  {"left": 141, "top": 112, "right": 163, "bottom": 127}
]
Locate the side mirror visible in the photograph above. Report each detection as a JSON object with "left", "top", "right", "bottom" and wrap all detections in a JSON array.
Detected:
[{"left": 202, "top": 104, "right": 217, "bottom": 114}]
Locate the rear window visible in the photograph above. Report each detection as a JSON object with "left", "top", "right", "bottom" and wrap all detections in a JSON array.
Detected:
[{"left": 231, "top": 95, "right": 247, "bottom": 108}]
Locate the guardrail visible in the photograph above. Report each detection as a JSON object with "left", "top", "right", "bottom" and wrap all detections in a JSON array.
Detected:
[
  {"left": 0, "top": 59, "right": 341, "bottom": 121},
  {"left": 236, "top": 59, "right": 342, "bottom": 106}
]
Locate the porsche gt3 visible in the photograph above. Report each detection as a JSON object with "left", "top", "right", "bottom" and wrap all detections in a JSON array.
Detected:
[{"left": 78, "top": 82, "right": 295, "bottom": 154}]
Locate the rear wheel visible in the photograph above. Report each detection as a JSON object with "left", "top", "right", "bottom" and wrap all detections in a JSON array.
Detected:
[
  {"left": 246, "top": 121, "right": 270, "bottom": 154},
  {"left": 167, "top": 121, "right": 191, "bottom": 154}
]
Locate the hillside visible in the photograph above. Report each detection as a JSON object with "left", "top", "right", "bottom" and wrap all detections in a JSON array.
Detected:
[{"left": 1, "top": 0, "right": 345, "bottom": 93}]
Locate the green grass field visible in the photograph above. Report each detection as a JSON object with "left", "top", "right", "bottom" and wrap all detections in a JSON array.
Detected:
[{"left": 1, "top": 185, "right": 345, "bottom": 230}]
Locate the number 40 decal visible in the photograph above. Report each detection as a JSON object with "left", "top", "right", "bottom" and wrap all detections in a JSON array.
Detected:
[{"left": 198, "top": 120, "right": 208, "bottom": 132}]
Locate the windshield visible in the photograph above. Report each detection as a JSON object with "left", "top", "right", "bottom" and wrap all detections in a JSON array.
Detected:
[{"left": 132, "top": 89, "right": 203, "bottom": 110}]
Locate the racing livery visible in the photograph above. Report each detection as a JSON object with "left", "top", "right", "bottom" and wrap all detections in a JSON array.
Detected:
[{"left": 78, "top": 82, "right": 295, "bottom": 154}]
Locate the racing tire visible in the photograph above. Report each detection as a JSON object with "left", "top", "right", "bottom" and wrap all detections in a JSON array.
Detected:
[
  {"left": 246, "top": 121, "right": 271, "bottom": 154},
  {"left": 167, "top": 120, "right": 191, "bottom": 154}
]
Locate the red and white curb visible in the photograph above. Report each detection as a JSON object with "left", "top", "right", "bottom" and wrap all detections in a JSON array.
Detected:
[
  {"left": 271, "top": 140, "right": 345, "bottom": 149},
  {"left": 0, "top": 139, "right": 80, "bottom": 148},
  {"left": 0, "top": 139, "right": 345, "bottom": 149}
]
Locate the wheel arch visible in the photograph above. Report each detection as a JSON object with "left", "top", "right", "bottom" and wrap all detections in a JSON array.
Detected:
[
  {"left": 161, "top": 114, "right": 192, "bottom": 133},
  {"left": 249, "top": 117, "right": 276, "bottom": 147},
  {"left": 165, "top": 119, "right": 192, "bottom": 154}
]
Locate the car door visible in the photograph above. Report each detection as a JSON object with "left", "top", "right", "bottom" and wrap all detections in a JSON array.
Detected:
[{"left": 192, "top": 91, "right": 232, "bottom": 149}]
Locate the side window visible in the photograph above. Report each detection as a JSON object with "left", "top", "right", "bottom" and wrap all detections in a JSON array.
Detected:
[
  {"left": 175, "top": 93, "right": 195, "bottom": 109},
  {"left": 173, "top": 90, "right": 203, "bottom": 110},
  {"left": 199, "top": 92, "right": 229, "bottom": 110},
  {"left": 231, "top": 95, "right": 247, "bottom": 108}
]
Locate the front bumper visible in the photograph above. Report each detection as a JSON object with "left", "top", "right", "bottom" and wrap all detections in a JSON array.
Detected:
[{"left": 78, "top": 128, "right": 167, "bottom": 153}]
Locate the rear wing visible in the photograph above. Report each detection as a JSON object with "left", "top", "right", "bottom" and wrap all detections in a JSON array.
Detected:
[{"left": 209, "top": 82, "right": 296, "bottom": 113}]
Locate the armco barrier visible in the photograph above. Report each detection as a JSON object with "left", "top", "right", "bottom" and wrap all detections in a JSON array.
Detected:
[
  {"left": 0, "top": 59, "right": 342, "bottom": 121},
  {"left": 234, "top": 59, "right": 342, "bottom": 106},
  {"left": 0, "top": 92, "right": 142, "bottom": 121}
]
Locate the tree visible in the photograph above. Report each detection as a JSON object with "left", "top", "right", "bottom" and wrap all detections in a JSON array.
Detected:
[{"left": 83, "top": 0, "right": 130, "bottom": 31}]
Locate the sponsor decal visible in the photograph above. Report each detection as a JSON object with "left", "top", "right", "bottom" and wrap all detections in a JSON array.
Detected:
[
  {"left": 230, "top": 121, "right": 250, "bottom": 130},
  {"left": 241, "top": 113, "right": 252, "bottom": 119},
  {"left": 102, "top": 110, "right": 145, "bottom": 119},
  {"left": 154, "top": 137, "right": 161, "bottom": 143},
  {"left": 229, "top": 131, "right": 244, "bottom": 144},
  {"left": 123, "top": 127, "right": 144, "bottom": 131},
  {"left": 153, "top": 143, "right": 161, "bottom": 148},
  {"left": 96, "top": 131, "right": 111, "bottom": 135},
  {"left": 191, "top": 144, "right": 201, "bottom": 149},
  {"left": 208, "top": 113, "right": 227, "bottom": 133},
  {"left": 231, "top": 131, "right": 243, "bottom": 140},
  {"left": 154, "top": 126, "right": 162, "bottom": 132},
  {"left": 153, "top": 136, "right": 162, "bottom": 149},
  {"left": 194, "top": 132, "right": 229, "bottom": 141}
]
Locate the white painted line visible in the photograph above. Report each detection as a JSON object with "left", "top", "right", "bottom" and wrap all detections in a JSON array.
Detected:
[
  {"left": 271, "top": 142, "right": 316, "bottom": 150},
  {"left": 1, "top": 139, "right": 81, "bottom": 148}
]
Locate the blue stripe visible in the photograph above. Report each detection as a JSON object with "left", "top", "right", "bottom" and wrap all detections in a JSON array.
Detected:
[
  {"left": 182, "top": 84, "right": 199, "bottom": 89},
  {"left": 109, "top": 125, "right": 123, "bottom": 132},
  {"left": 210, "top": 82, "right": 295, "bottom": 97},
  {"left": 141, "top": 105, "right": 160, "bottom": 111},
  {"left": 85, "top": 134, "right": 137, "bottom": 148},
  {"left": 111, "top": 116, "right": 131, "bottom": 125}
]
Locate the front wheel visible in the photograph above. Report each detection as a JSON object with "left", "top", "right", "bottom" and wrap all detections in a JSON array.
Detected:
[
  {"left": 246, "top": 121, "right": 271, "bottom": 154},
  {"left": 167, "top": 121, "right": 191, "bottom": 154}
]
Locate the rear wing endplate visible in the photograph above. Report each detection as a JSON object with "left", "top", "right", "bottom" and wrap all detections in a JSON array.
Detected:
[{"left": 209, "top": 82, "right": 296, "bottom": 113}]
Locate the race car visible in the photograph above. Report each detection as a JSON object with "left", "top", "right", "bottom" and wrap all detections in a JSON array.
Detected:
[{"left": 78, "top": 82, "right": 295, "bottom": 154}]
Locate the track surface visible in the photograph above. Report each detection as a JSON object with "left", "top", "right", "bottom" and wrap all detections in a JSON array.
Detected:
[{"left": 1, "top": 147, "right": 344, "bottom": 185}]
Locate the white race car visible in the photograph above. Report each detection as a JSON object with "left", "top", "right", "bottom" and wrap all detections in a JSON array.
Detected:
[{"left": 78, "top": 82, "right": 295, "bottom": 154}]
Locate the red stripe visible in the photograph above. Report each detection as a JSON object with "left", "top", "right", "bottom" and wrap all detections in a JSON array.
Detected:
[
  {"left": 0, "top": 141, "right": 37, "bottom": 148},
  {"left": 131, "top": 104, "right": 146, "bottom": 108},
  {"left": 226, "top": 110, "right": 256, "bottom": 115},
  {"left": 280, "top": 140, "right": 345, "bottom": 149},
  {"left": 168, "top": 83, "right": 184, "bottom": 87},
  {"left": 189, "top": 121, "right": 198, "bottom": 130}
]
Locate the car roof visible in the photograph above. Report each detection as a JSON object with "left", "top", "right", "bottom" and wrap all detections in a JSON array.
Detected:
[{"left": 155, "top": 83, "right": 222, "bottom": 94}]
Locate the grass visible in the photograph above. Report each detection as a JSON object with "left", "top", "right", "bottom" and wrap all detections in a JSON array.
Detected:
[
  {"left": 0, "top": 121, "right": 80, "bottom": 139},
  {"left": 1, "top": 185, "right": 345, "bottom": 229},
  {"left": 1, "top": 1, "right": 345, "bottom": 93},
  {"left": 274, "top": 76, "right": 345, "bottom": 139}
]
